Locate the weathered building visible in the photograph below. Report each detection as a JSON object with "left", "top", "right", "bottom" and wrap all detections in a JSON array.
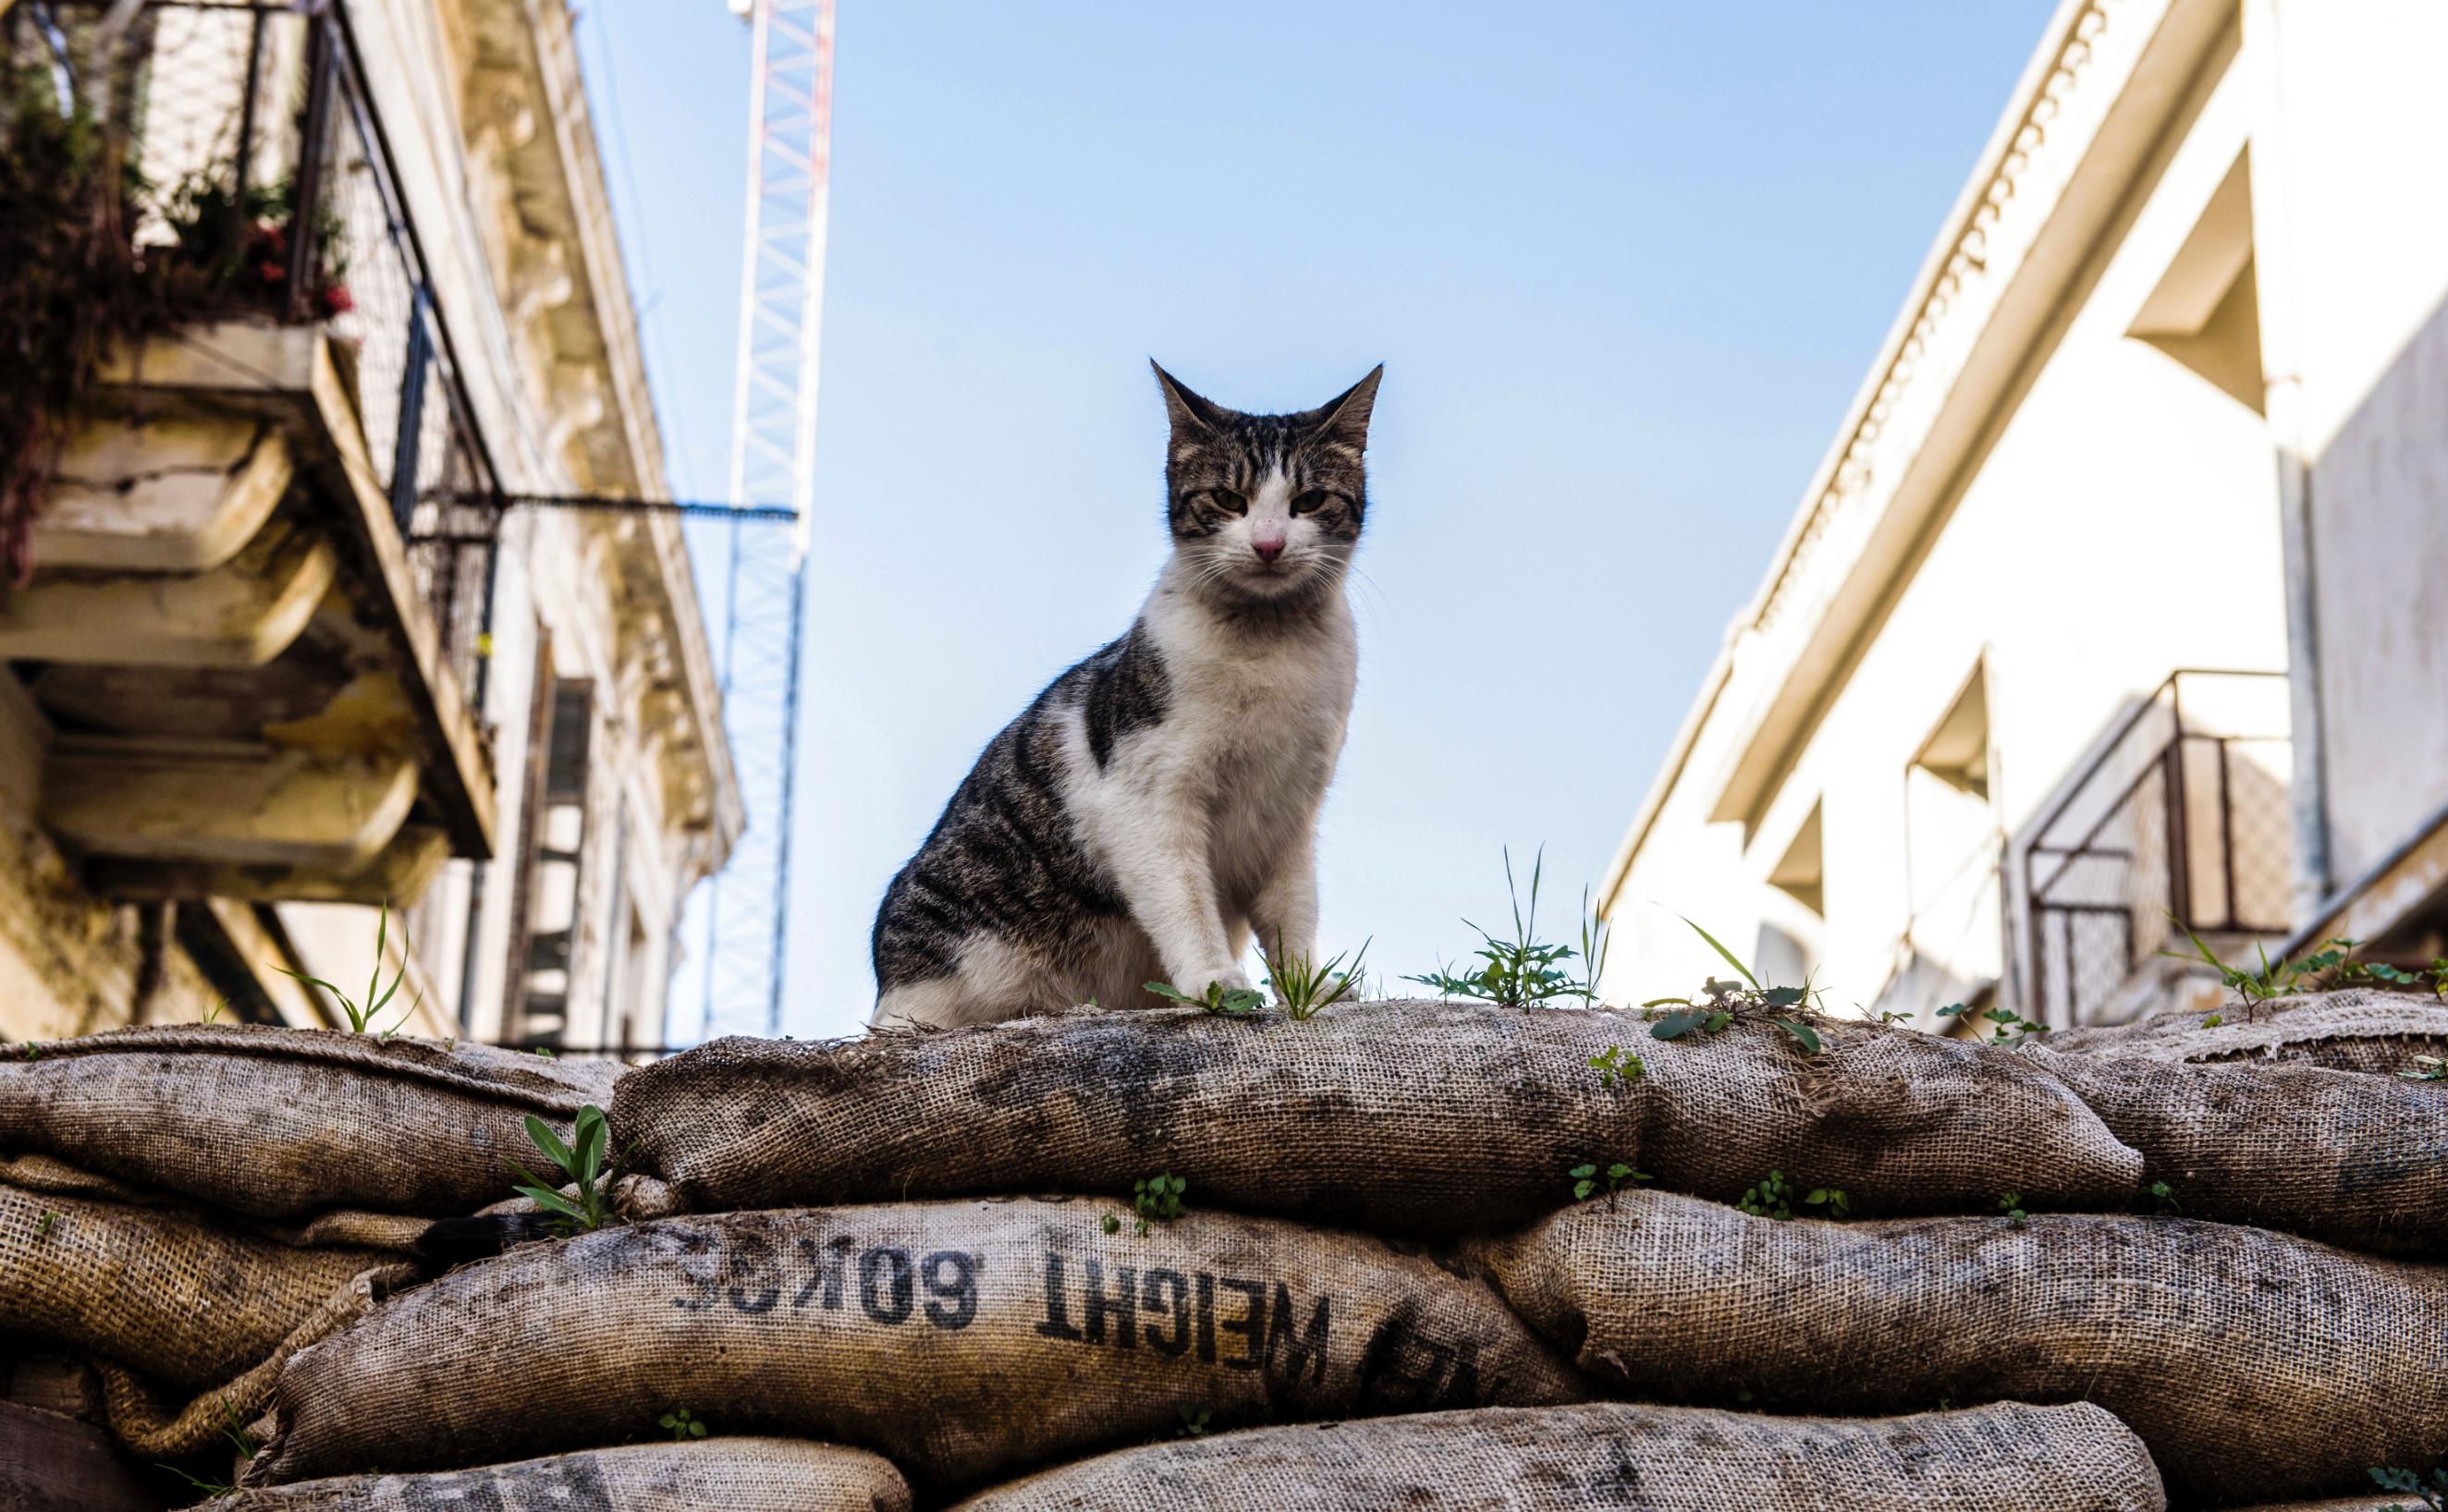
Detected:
[
  {"left": 0, "top": 0, "right": 740, "bottom": 1051},
  {"left": 1599, "top": 0, "right": 2448, "bottom": 1027}
]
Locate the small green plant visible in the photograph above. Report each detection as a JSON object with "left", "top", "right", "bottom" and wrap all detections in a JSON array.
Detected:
[
  {"left": 1738, "top": 1169, "right": 1794, "bottom": 1220},
  {"left": 659, "top": 1408, "right": 708, "bottom": 1442},
  {"left": 1100, "top": 1213, "right": 1121, "bottom": 1235},
  {"left": 33, "top": 1209, "right": 56, "bottom": 1238},
  {"left": 1176, "top": 1405, "right": 1212, "bottom": 1438},
  {"left": 1588, "top": 1045, "right": 1644, "bottom": 1087},
  {"left": 2370, "top": 1463, "right": 2448, "bottom": 1512},
  {"left": 533, "top": 1045, "right": 557, "bottom": 1058},
  {"left": 1645, "top": 917, "right": 1818, "bottom": 1052},
  {"left": 2202, "top": 1013, "right": 2224, "bottom": 1028},
  {"left": 1266, "top": 936, "right": 1370, "bottom": 1020},
  {"left": 508, "top": 1104, "right": 613, "bottom": 1237},
  {"left": 1144, "top": 980, "right": 1266, "bottom": 1017},
  {"left": 157, "top": 1464, "right": 234, "bottom": 1498},
  {"left": 2400, "top": 1056, "right": 2447, "bottom": 1083},
  {"left": 1132, "top": 1173, "right": 1187, "bottom": 1236},
  {"left": 1936, "top": 1001, "right": 2048, "bottom": 1044},
  {"left": 19, "top": 1042, "right": 38, "bottom": 1061},
  {"left": 200, "top": 994, "right": 229, "bottom": 1025},
  {"left": 2164, "top": 926, "right": 2448, "bottom": 1010},
  {"left": 1999, "top": 1191, "right": 2029, "bottom": 1227},
  {"left": 278, "top": 902, "right": 420, "bottom": 1035},
  {"left": 1804, "top": 1186, "right": 1852, "bottom": 1219},
  {"left": 1876, "top": 1008, "right": 1914, "bottom": 1025},
  {"left": 1568, "top": 1162, "right": 1650, "bottom": 1201},
  {"left": 1407, "top": 847, "right": 1594, "bottom": 1007},
  {"left": 2143, "top": 1179, "right": 2180, "bottom": 1216},
  {"left": 214, "top": 1393, "right": 257, "bottom": 1460}
]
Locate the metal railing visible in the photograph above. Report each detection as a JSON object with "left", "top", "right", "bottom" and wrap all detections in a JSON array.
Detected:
[
  {"left": 2020, "top": 671, "right": 2293, "bottom": 1025},
  {"left": 7, "top": 0, "right": 500, "bottom": 701}
]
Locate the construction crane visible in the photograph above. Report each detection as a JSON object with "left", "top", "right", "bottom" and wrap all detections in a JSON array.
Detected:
[{"left": 697, "top": 0, "right": 835, "bottom": 1042}]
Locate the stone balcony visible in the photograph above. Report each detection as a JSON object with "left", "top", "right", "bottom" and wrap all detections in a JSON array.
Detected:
[{"left": 18, "top": 323, "right": 494, "bottom": 906}]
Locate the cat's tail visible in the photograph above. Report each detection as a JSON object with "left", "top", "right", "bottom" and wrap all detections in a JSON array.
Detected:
[{"left": 415, "top": 1212, "right": 562, "bottom": 1267}]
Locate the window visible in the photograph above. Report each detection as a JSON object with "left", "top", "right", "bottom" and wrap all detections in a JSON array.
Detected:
[{"left": 506, "top": 677, "right": 593, "bottom": 1046}]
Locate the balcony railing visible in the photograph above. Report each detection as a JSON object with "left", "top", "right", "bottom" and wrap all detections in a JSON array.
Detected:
[
  {"left": 8, "top": 0, "right": 500, "bottom": 698},
  {"left": 2019, "top": 670, "right": 2293, "bottom": 1025}
]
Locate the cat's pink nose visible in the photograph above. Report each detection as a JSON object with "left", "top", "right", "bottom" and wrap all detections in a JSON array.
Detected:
[{"left": 1252, "top": 530, "right": 1287, "bottom": 563}]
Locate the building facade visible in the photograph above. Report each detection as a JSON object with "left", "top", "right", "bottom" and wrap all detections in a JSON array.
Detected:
[
  {"left": 0, "top": 0, "right": 740, "bottom": 1051},
  {"left": 1598, "top": 0, "right": 2448, "bottom": 1028}
]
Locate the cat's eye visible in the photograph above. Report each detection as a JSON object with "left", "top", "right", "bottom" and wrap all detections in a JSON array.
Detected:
[
  {"left": 1291, "top": 490, "right": 1334, "bottom": 516},
  {"left": 1206, "top": 489, "right": 1248, "bottom": 516}
]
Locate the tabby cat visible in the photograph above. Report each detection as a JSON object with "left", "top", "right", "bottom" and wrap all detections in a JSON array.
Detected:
[{"left": 870, "top": 361, "right": 1382, "bottom": 1029}]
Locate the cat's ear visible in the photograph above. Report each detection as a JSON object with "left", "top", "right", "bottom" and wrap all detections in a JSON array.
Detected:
[
  {"left": 1151, "top": 360, "right": 1230, "bottom": 436},
  {"left": 1303, "top": 364, "right": 1383, "bottom": 450}
]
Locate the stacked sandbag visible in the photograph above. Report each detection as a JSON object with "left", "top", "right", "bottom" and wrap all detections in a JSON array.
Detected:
[
  {"left": 2031, "top": 1044, "right": 2448, "bottom": 1254},
  {"left": 251, "top": 1199, "right": 1586, "bottom": 1495},
  {"left": 2046, "top": 987, "right": 2448, "bottom": 1076},
  {"left": 0, "top": 1025, "right": 618, "bottom": 1459},
  {"left": 0, "top": 1178, "right": 413, "bottom": 1456},
  {"left": 947, "top": 1401, "right": 2167, "bottom": 1511},
  {"left": 1470, "top": 1188, "right": 2448, "bottom": 1505},
  {"left": 0, "top": 1025, "right": 617, "bottom": 1225},
  {"left": 610, "top": 1000, "right": 2145, "bottom": 1229},
  {"left": 203, "top": 1439, "right": 911, "bottom": 1510}
]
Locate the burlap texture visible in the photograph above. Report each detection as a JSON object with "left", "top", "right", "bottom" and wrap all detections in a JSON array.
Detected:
[
  {"left": 204, "top": 1439, "right": 912, "bottom": 1511},
  {"left": 947, "top": 1401, "right": 2166, "bottom": 1511},
  {"left": 99, "top": 1262, "right": 417, "bottom": 1457},
  {"left": 611, "top": 1001, "right": 2143, "bottom": 1230},
  {"left": 1472, "top": 1189, "right": 2448, "bottom": 1505},
  {"left": 2227, "top": 1502, "right": 2410, "bottom": 1512},
  {"left": 2032, "top": 1045, "right": 2448, "bottom": 1252},
  {"left": 255, "top": 1199, "right": 1587, "bottom": 1493},
  {"left": 2047, "top": 989, "right": 2448, "bottom": 1075},
  {"left": 0, "top": 1025, "right": 618, "bottom": 1218},
  {"left": 0, "top": 1179, "right": 394, "bottom": 1392}
]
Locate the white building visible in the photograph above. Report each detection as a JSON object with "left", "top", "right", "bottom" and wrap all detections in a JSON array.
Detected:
[
  {"left": 1598, "top": 0, "right": 2448, "bottom": 1028},
  {"left": 0, "top": 0, "right": 741, "bottom": 1053}
]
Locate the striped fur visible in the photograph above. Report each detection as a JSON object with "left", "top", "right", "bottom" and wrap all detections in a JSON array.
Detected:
[{"left": 871, "top": 363, "right": 1381, "bottom": 1029}]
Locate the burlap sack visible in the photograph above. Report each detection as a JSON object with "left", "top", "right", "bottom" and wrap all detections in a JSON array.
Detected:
[
  {"left": 255, "top": 1199, "right": 1587, "bottom": 1493},
  {"left": 2227, "top": 1502, "right": 2409, "bottom": 1512},
  {"left": 612, "top": 1001, "right": 2143, "bottom": 1231},
  {"left": 0, "top": 1179, "right": 413, "bottom": 1456},
  {"left": 1472, "top": 1189, "right": 2448, "bottom": 1505},
  {"left": 0, "top": 1025, "right": 617, "bottom": 1219},
  {"left": 2031, "top": 1045, "right": 2448, "bottom": 1253},
  {"left": 947, "top": 1400, "right": 2165, "bottom": 1511},
  {"left": 945, "top": 1399, "right": 2173, "bottom": 1497},
  {"left": 2046, "top": 988, "right": 2448, "bottom": 1076},
  {"left": 205, "top": 1439, "right": 912, "bottom": 1511}
]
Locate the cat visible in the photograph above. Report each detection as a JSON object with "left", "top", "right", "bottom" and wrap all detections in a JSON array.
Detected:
[{"left": 869, "top": 361, "right": 1382, "bottom": 1030}]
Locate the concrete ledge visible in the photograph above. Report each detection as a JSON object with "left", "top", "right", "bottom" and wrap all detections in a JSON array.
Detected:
[
  {"left": 45, "top": 738, "right": 420, "bottom": 872},
  {"left": 0, "top": 515, "right": 336, "bottom": 668},
  {"left": 37, "top": 416, "right": 292, "bottom": 574},
  {"left": 88, "top": 823, "right": 451, "bottom": 906}
]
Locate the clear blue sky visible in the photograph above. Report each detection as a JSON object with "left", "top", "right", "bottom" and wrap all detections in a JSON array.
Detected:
[{"left": 575, "top": 1, "right": 2056, "bottom": 1042}]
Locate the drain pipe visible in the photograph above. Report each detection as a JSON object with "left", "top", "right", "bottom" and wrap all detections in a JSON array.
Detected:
[{"left": 2242, "top": 0, "right": 2331, "bottom": 922}]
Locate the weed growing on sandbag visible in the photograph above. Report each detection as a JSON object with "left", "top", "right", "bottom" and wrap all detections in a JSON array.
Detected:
[
  {"left": 1176, "top": 1406, "right": 1212, "bottom": 1438},
  {"left": 275, "top": 903, "right": 421, "bottom": 1036},
  {"left": 1568, "top": 1163, "right": 1648, "bottom": 1201},
  {"left": 2142, "top": 1179, "right": 2180, "bottom": 1216},
  {"left": 1265, "top": 937, "right": 1370, "bottom": 1020},
  {"left": 1144, "top": 980, "right": 1266, "bottom": 1017},
  {"left": 1587, "top": 1045, "right": 1642, "bottom": 1085},
  {"left": 1642, "top": 917, "right": 1828, "bottom": 1055},
  {"left": 1998, "top": 1192, "right": 2029, "bottom": 1226},
  {"left": 659, "top": 1408, "right": 709, "bottom": 1442},
  {"left": 510, "top": 1104, "right": 614, "bottom": 1237},
  {"left": 1407, "top": 847, "right": 1602, "bottom": 1008},
  {"left": 1736, "top": 1171, "right": 1851, "bottom": 1221},
  {"left": 2370, "top": 1462, "right": 2448, "bottom": 1510},
  {"left": 1936, "top": 1001, "right": 2047, "bottom": 1044},
  {"left": 1127, "top": 1173, "right": 1188, "bottom": 1235},
  {"left": 31, "top": 1208, "right": 54, "bottom": 1238},
  {"left": 2403, "top": 1055, "right": 2447, "bottom": 1081}
]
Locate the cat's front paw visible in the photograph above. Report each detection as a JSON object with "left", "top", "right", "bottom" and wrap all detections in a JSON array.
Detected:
[{"left": 1176, "top": 967, "right": 1251, "bottom": 998}]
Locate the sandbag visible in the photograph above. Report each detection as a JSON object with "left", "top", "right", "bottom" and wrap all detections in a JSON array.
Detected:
[
  {"left": 206, "top": 1439, "right": 912, "bottom": 1511},
  {"left": 2032, "top": 1045, "right": 2448, "bottom": 1253},
  {"left": 2046, "top": 988, "right": 2448, "bottom": 1076},
  {"left": 255, "top": 1199, "right": 1587, "bottom": 1493},
  {"left": 948, "top": 1400, "right": 2165, "bottom": 1511},
  {"left": 612, "top": 1001, "right": 2144, "bottom": 1231},
  {"left": 0, "top": 1024, "right": 617, "bottom": 1219},
  {"left": 0, "top": 1180, "right": 412, "bottom": 1456},
  {"left": 1472, "top": 1189, "right": 2448, "bottom": 1505}
]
